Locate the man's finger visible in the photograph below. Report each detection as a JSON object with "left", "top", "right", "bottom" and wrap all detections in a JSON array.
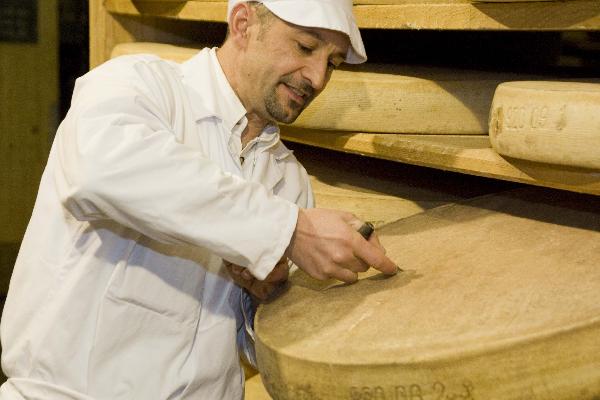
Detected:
[
  {"left": 231, "top": 274, "right": 253, "bottom": 291},
  {"left": 265, "top": 262, "right": 289, "bottom": 283},
  {"left": 250, "top": 281, "right": 273, "bottom": 301},
  {"left": 329, "top": 267, "right": 358, "bottom": 284},
  {"left": 353, "top": 235, "right": 399, "bottom": 275},
  {"left": 343, "top": 256, "right": 370, "bottom": 273},
  {"left": 241, "top": 269, "right": 253, "bottom": 281},
  {"left": 367, "top": 232, "right": 386, "bottom": 255},
  {"left": 227, "top": 263, "right": 244, "bottom": 275}
]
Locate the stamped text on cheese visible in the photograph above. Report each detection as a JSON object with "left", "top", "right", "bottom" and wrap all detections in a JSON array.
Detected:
[
  {"left": 349, "top": 380, "right": 475, "bottom": 400},
  {"left": 498, "top": 104, "right": 567, "bottom": 132}
]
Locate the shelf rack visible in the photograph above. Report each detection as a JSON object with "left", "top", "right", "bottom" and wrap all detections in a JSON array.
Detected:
[
  {"left": 104, "top": 0, "right": 600, "bottom": 30},
  {"left": 91, "top": 0, "right": 600, "bottom": 196}
]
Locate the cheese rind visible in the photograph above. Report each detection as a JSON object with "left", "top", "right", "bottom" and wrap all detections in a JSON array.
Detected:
[
  {"left": 255, "top": 188, "right": 600, "bottom": 400},
  {"left": 489, "top": 81, "right": 600, "bottom": 169},
  {"left": 110, "top": 42, "right": 527, "bottom": 135},
  {"left": 293, "top": 66, "right": 524, "bottom": 135},
  {"left": 244, "top": 375, "right": 271, "bottom": 400}
]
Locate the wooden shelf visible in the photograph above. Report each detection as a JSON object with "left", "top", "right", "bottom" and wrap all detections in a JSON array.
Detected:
[
  {"left": 105, "top": 0, "right": 600, "bottom": 30},
  {"left": 95, "top": 5, "right": 600, "bottom": 197},
  {"left": 280, "top": 127, "right": 600, "bottom": 196}
]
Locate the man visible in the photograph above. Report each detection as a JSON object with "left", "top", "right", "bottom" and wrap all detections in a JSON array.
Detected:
[{"left": 0, "top": 0, "right": 398, "bottom": 398}]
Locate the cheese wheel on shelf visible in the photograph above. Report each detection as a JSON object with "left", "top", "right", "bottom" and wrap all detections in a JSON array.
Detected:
[
  {"left": 255, "top": 188, "right": 600, "bottom": 400},
  {"left": 292, "top": 143, "right": 512, "bottom": 227},
  {"left": 489, "top": 81, "right": 600, "bottom": 170},
  {"left": 293, "top": 65, "right": 531, "bottom": 135},
  {"left": 110, "top": 42, "right": 531, "bottom": 135}
]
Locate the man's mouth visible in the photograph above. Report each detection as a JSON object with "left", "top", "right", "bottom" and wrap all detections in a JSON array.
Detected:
[
  {"left": 281, "top": 81, "right": 313, "bottom": 107},
  {"left": 283, "top": 83, "right": 307, "bottom": 104}
]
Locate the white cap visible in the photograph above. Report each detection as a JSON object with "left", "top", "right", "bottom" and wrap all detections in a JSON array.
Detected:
[{"left": 227, "top": 0, "right": 367, "bottom": 64}]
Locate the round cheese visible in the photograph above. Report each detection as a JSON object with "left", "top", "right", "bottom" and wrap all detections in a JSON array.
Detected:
[
  {"left": 293, "top": 66, "right": 530, "bottom": 135},
  {"left": 255, "top": 188, "right": 600, "bottom": 400},
  {"left": 110, "top": 43, "right": 529, "bottom": 135},
  {"left": 489, "top": 81, "right": 600, "bottom": 169}
]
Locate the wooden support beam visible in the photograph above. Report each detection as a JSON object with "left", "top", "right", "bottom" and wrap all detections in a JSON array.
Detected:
[
  {"left": 104, "top": 0, "right": 600, "bottom": 30},
  {"left": 280, "top": 127, "right": 600, "bottom": 196}
]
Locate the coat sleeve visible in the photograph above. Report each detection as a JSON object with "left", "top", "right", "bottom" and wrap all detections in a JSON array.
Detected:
[{"left": 53, "top": 57, "right": 297, "bottom": 278}]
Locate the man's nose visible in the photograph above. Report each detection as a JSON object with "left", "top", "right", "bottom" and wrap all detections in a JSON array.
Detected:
[{"left": 303, "top": 57, "right": 329, "bottom": 93}]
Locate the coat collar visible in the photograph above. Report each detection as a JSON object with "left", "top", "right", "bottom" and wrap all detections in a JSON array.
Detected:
[
  {"left": 180, "top": 47, "right": 293, "bottom": 192},
  {"left": 181, "top": 47, "right": 246, "bottom": 133}
]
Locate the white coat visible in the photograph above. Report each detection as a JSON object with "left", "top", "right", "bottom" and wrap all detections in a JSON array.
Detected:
[{"left": 0, "top": 48, "right": 313, "bottom": 399}]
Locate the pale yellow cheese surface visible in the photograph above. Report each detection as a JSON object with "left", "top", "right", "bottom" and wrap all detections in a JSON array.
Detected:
[
  {"left": 110, "top": 43, "right": 531, "bottom": 135},
  {"left": 256, "top": 188, "right": 600, "bottom": 400},
  {"left": 490, "top": 81, "right": 600, "bottom": 170}
]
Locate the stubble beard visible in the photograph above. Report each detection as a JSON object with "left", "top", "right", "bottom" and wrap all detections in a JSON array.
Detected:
[{"left": 264, "top": 76, "right": 314, "bottom": 124}]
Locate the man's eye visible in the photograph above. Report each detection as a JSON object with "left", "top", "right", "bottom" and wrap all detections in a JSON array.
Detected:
[
  {"left": 297, "top": 43, "right": 314, "bottom": 54},
  {"left": 328, "top": 61, "right": 338, "bottom": 70}
]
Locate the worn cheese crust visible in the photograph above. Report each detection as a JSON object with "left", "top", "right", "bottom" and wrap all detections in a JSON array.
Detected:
[
  {"left": 489, "top": 81, "right": 600, "bottom": 170},
  {"left": 255, "top": 188, "right": 600, "bottom": 400},
  {"left": 293, "top": 65, "right": 529, "bottom": 135},
  {"left": 111, "top": 42, "right": 532, "bottom": 135}
]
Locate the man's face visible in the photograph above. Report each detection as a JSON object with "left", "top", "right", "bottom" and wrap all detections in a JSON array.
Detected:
[{"left": 243, "top": 11, "right": 349, "bottom": 124}]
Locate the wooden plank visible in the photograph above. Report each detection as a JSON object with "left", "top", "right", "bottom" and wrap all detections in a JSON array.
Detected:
[
  {"left": 104, "top": 0, "right": 600, "bottom": 30},
  {"left": 256, "top": 187, "right": 600, "bottom": 400},
  {"left": 353, "top": 1, "right": 600, "bottom": 30},
  {"left": 90, "top": 0, "right": 225, "bottom": 68},
  {"left": 0, "top": 0, "right": 58, "bottom": 242},
  {"left": 90, "top": 0, "right": 137, "bottom": 68},
  {"left": 110, "top": 41, "right": 201, "bottom": 62},
  {"left": 470, "top": 0, "right": 573, "bottom": 2},
  {"left": 280, "top": 127, "right": 600, "bottom": 196},
  {"left": 105, "top": 0, "right": 227, "bottom": 22}
]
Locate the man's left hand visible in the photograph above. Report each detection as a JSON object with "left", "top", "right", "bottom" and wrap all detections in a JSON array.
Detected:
[{"left": 225, "top": 257, "right": 290, "bottom": 302}]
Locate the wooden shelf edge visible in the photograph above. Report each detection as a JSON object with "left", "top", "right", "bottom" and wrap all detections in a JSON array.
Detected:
[
  {"left": 105, "top": 0, "right": 600, "bottom": 30},
  {"left": 280, "top": 128, "right": 600, "bottom": 196},
  {"left": 105, "top": 0, "right": 228, "bottom": 22}
]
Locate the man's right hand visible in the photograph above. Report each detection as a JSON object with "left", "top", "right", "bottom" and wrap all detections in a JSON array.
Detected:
[{"left": 285, "top": 208, "right": 399, "bottom": 283}]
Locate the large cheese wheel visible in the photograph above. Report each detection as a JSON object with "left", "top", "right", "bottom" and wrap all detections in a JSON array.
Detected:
[
  {"left": 489, "top": 81, "right": 600, "bottom": 170},
  {"left": 290, "top": 143, "right": 514, "bottom": 227},
  {"left": 294, "top": 65, "right": 529, "bottom": 135},
  {"left": 110, "top": 42, "right": 528, "bottom": 135},
  {"left": 298, "top": 150, "right": 483, "bottom": 227},
  {"left": 255, "top": 188, "right": 600, "bottom": 400},
  {"left": 310, "top": 176, "right": 442, "bottom": 226}
]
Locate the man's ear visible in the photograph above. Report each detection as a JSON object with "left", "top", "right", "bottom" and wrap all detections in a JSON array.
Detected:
[{"left": 228, "top": 3, "right": 253, "bottom": 48}]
